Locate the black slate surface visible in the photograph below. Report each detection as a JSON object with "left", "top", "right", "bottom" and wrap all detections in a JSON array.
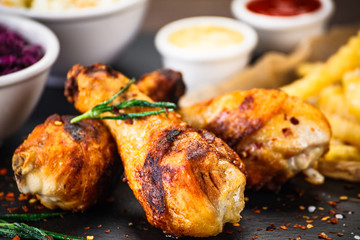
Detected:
[{"left": 0, "top": 33, "right": 360, "bottom": 240}]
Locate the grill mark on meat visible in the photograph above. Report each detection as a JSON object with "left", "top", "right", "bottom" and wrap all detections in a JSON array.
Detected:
[
  {"left": 63, "top": 118, "right": 83, "bottom": 141},
  {"left": 141, "top": 128, "right": 183, "bottom": 219},
  {"left": 64, "top": 67, "right": 81, "bottom": 104}
]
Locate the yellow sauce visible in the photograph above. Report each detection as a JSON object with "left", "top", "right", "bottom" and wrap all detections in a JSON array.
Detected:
[{"left": 168, "top": 25, "right": 244, "bottom": 50}]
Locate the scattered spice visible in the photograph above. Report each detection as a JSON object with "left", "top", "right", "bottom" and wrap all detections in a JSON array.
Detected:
[
  {"left": 306, "top": 224, "right": 314, "bottom": 229},
  {"left": 339, "top": 196, "right": 348, "bottom": 201},
  {"left": 327, "top": 201, "right": 338, "bottom": 208},
  {"left": 225, "top": 229, "right": 234, "bottom": 234},
  {"left": 86, "top": 236, "right": 94, "bottom": 240},
  {"left": 84, "top": 227, "right": 90, "bottom": 230},
  {"left": 299, "top": 206, "right": 305, "bottom": 210},
  {"left": 54, "top": 120, "right": 63, "bottom": 126},
  {"left": 0, "top": 168, "right": 7, "bottom": 176},
  {"left": 104, "top": 230, "right": 111, "bottom": 233},
  {"left": 318, "top": 232, "right": 332, "bottom": 240},
  {"left": 233, "top": 223, "right": 240, "bottom": 227},
  {"left": 337, "top": 232, "right": 344, "bottom": 237},
  {"left": 280, "top": 226, "right": 287, "bottom": 230},
  {"left": 12, "top": 236, "right": 20, "bottom": 240},
  {"left": 321, "top": 216, "right": 330, "bottom": 221}
]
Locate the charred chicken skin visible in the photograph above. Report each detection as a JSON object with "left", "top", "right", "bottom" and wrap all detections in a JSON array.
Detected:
[
  {"left": 11, "top": 68, "right": 184, "bottom": 213},
  {"left": 179, "top": 89, "right": 331, "bottom": 191},
  {"left": 65, "top": 63, "right": 247, "bottom": 237},
  {"left": 137, "top": 68, "right": 185, "bottom": 104},
  {"left": 12, "top": 114, "right": 118, "bottom": 211}
]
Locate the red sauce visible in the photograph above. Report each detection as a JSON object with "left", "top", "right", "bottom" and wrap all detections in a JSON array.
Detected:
[{"left": 246, "top": 0, "right": 321, "bottom": 17}]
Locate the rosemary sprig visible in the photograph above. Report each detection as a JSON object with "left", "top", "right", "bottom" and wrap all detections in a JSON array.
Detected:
[
  {"left": 0, "top": 212, "right": 65, "bottom": 222},
  {"left": 0, "top": 213, "right": 86, "bottom": 240},
  {"left": 70, "top": 78, "right": 177, "bottom": 124}
]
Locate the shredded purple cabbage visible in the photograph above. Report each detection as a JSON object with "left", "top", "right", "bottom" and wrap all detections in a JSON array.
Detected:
[{"left": 0, "top": 24, "right": 44, "bottom": 76}]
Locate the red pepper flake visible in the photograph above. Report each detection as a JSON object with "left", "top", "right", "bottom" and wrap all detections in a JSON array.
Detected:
[
  {"left": 18, "top": 193, "right": 29, "bottom": 201},
  {"left": 225, "top": 229, "right": 233, "bottom": 234},
  {"left": 299, "top": 225, "right": 306, "bottom": 230},
  {"left": 337, "top": 232, "right": 344, "bottom": 237},
  {"left": 0, "top": 168, "right": 7, "bottom": 175},
  {"left": 299, "top": 205, "right": 305, "bottom": 210},
  {"left": 84, "top": 226, "right": 90, "bottom": 230},
  {"left": 7, "top": 207, "right": 19, "bottom": 213},
  {"left": 252, "top": 234, "right": 258, "bottom": 239},
  {"left": 253, "top": 209, "right": 261, "bottom": 214},
  {"left": 266, "top": 224, "right": 276, "bottom": 231},
  {"left": 124, "top": 234, "right": 129, "bottom": 238},
  {"left": 12, "top": 236, "right": 20, "bottom": 240},
  {"left": 313, "top": 216, "right": 319, "bottom": 220},
  {"left": 256, "top": 228, "right": 262, "bottom": 231},
  {"left": 318, "top": 232, "right": 332, "bottom": 240},
  {"left": 327, "top": 201, "right": 338, "bottom": 208},
  {"left": 5, "top": 192, "right": 15, "bottom": 201},
  {"left": 293, "top": 224, "right": 298, "bottom": 228},
  {"left": 22, "top": 205, "right": 29, "bottom": 213},
  {"left": 280, "top": 226, "right": 287, "bottom": 230},
  {"left": 105, "top": 230, "right": 111, "bottom": 233},
  {"left": 306, "top": 220, "right": 314, "bottom": 223},
  {"left": 290, "top": 235, "right": 302, "bottom": 240},
  {"left": 98, "top": 224, "right": 102, "bottom": 228},
  {"left": 34, "top": 205, "right": 44, "bottom": 210},
  {"left": 330, "top": 218, "right": 338, "bottom": 224},
  {"left": 237, "top": 228, "right": 242, "bottom": 233},
  {"left": 328, "top": 210, "right": 336, "bottom": 216},
  {"left": 233, "top": 223, "right": 240, "bottom": 227}
]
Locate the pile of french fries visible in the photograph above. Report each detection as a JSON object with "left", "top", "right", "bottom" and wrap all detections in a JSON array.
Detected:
[{"left": 281, "top": 32, "right": 360, "bottom": 182}]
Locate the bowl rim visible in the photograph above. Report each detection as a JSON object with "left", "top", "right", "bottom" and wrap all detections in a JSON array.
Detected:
[
  {"left": 231, "top": 0, "right": 334, "bottom": 30},
  {"left": 0, "top": 0, "right": 148, "bottom": 22},
  {"left": 0, "top": 14, "right": 59, "bottom": 87},
  {"left": 155, "top": 16, "right": 258, "bottom": 62}
]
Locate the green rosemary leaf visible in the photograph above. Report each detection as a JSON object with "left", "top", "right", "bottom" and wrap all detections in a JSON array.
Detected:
[
  {"left": 96, "top": 109, "right": 174, "bottom": 120},
  {"left": 0, "top": 213, "right": 65, "bottom": 222},
  {"left": 115, "top": 99, "right": 177, "bottom": 109},
  {"left": 70, "top": 78, "right": 177, "bottom": 124},
  {"left": 14, "top": 222, "right": 49, "bottom": 240},
  {"left": 103, "top": 78, "right": 136, "bottom": 105}
]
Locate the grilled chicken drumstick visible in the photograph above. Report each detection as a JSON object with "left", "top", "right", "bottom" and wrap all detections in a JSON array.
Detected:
[
  {"left": 65, "top": 63, "right": 247, "bottom": 237},
  {"left": 12, "top": 114, "right": 118, "bottom": 211},
  {"left": 11, "top": 68, "right": 185, "bottom": 213},
  {"left": 179, "top": 89, "right": 331, "bottom": 191}
]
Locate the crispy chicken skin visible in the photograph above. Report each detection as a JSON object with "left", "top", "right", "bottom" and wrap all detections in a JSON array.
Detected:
[
  {"left": 65, "top": 63, "right": 247, "bottom": 237},
  {"left": 12, "top": 114, "right": 118, "bottom": 211},
  {"left": 137, "top": 68, "right": 185, "bottom": 104},
  {"left": 179, "top": 89, "right": 331, "bottom": 191}
]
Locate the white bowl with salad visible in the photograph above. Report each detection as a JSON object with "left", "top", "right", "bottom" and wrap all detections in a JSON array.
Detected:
[
  {"left": 0, "top": 14, "right": 59, "bottom": 145},
  {"left": 0, "top": 0, "right": 149, "bottom": 86}
]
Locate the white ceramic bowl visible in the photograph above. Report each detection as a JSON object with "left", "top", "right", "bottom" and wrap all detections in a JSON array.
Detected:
[
  {"left": 0, "top": 14, "right": 59, "bottom": 145},
  {"left": 231, "top": 0, "right": 334, "bottom": 53},
  {"left": 155, "top": 16, "right": 258, "bottom": 93},
  {"left": 0, "top": 0, "right": 148, "bottom": 86}
]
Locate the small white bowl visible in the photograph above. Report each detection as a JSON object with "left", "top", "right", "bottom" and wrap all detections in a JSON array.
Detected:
[
  {"left": 0, "top": 0, "right": 148, "bottom": 86},
  {"left": 155, "top": 16, "right": 258, "bottom": 93},
  {"left": 231, "top": 0, "right": 334, "bottom": 53},
  {"left": 0, "top": 14, "right": 59, "bottom": 145}
]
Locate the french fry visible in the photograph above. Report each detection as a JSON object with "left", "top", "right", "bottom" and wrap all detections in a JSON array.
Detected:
[
  {"left": 325, "top": 114, "right": 360, "bottom": 149},
  {"left": 322, "top": 141, "right": 360, "bottom": 162},
  {"left": 296, "top": 62, "right": 323, "bottom": 77},
  {"left": 281, "top": 32, "right": 360, "bottom": 99},
  {"left": 317, "top": 84, "right": 358, "bottom": 122},
  {"left": 342, "top": 68, "right": 360, "bottom": 120}
]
